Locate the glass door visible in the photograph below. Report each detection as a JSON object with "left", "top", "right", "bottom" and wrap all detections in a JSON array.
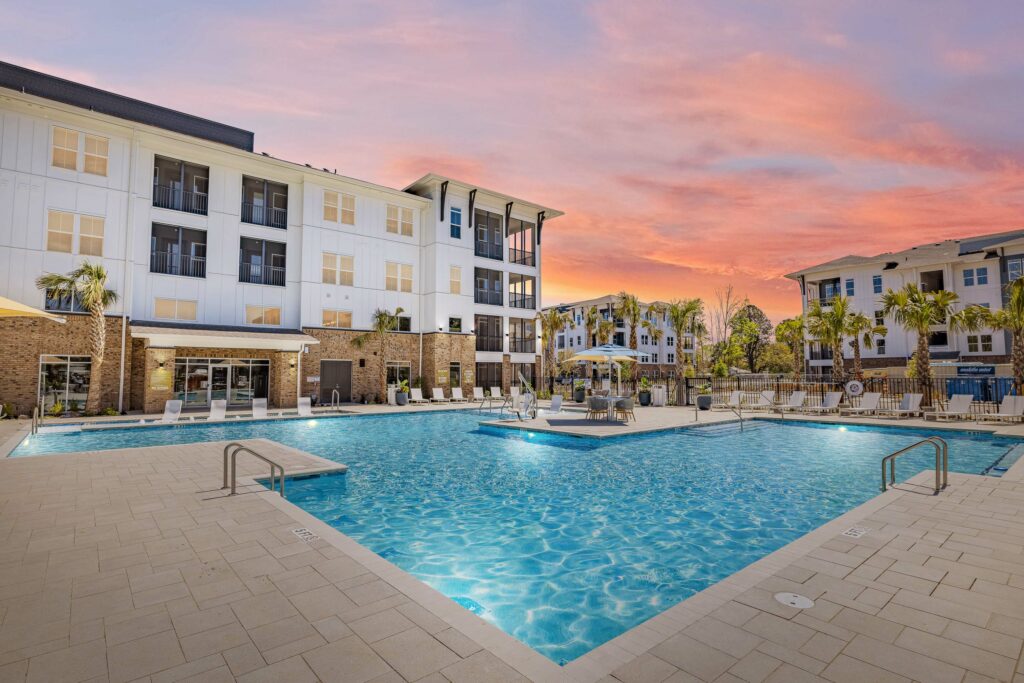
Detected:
[{"left": 210, "top": 364, "right": 230, "bottom": 403}]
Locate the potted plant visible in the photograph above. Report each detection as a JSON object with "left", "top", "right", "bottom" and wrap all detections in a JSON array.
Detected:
[
  {"left": 696, "top": 384, "right": 714, "bottom": 410},
  {"left": 395, "top": 379, "right": 410, "bottom": 406},
  {"left": 572, "top": 379, "right": 586, "bottom": 403},
  {"left": 638, "top": 376, "right": 652, "bottom": 406}
]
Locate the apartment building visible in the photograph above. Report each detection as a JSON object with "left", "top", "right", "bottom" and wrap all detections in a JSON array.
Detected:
[
  {"left": 785, "top": 230, "right": 1024, "bottom": 376},
  {"left": 546, "top": 294, "right": 695, "bottom": 376},
  {"left": 0, "top": 61, "right": 560, "bottom": 414}
]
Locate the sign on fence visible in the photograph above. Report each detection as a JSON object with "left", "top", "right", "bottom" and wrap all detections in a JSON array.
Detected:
[{"left": 957, "top": 366, "right": 995, "bottom": 376}]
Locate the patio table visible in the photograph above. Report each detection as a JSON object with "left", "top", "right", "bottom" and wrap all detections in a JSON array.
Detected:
[{"left": 603, "top": 396, "right": 628, "bottom": 421}]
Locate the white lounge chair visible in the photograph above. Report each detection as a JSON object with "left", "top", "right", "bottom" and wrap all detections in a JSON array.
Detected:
[
  {"left": 840, "top": 392, "right": 882, "bottom": 416},
  {"left": 489, "top": 387, "right": 503, "bottom": 399},
  {"left": 409, "top": 388, "right": 429, "bottom": 404},
  {"left": 472, "top": 387, "right": 486, "bottom": 403},
  {"left": 977, "top": 395, "right": 1024, "bottom": 424},
  {"left": 159, "top": 400, "right": 183, "bottom": 424},
  {"left": 777, "top": 391, "right": 807, "bottom": 413},
  {"left": 537, "top": 394, "right": 563, "bottom": 417},
  {"left": 297, "top": 397, "right": 313, "bottom": 417},
  {"left": 877, "top": 393, "right": 923, "bottom": 419},
  {"left": 926, "top": 394, "right": 974, "bottom": 421},
  {"left": 430, "top": 388, "right": 450, "bottom": 403},
  {"left": 252, "top": 398, "right": 269, "bottom": 419},
  {"left": 802, "top": 392, "right": 843, "bottom": 415},
  {"left": 712, "top": 391, "right": 742, "bottom": 410},
  {"left": 207, "top": 399, "right": 227, "bottom": 422},
  {"left": 745, "top": 390, "right": 776, "bottom": 411},
  {"left": 510, "top": 386, "right": 520, "bottom": 398},
  {"left": 450, "top": 388, "right": 469, "bottom": 403}
]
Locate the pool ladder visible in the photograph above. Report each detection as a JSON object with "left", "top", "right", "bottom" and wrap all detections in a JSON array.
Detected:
[
  {"left": 223, "top": 442, "right": 286, "bottom": 497},
  {"left": 881, "top": 436, "right": 948, "bottom": 495}
]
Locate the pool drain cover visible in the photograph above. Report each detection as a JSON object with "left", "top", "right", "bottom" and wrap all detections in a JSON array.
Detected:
[{"left": 775, "top": 592, "right": 814, "bottom": 609}]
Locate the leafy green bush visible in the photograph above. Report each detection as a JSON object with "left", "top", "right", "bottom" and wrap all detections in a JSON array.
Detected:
[
  {"left": 48, "top": 401, "right": 65, "bottom": 417},
  {"left": 102, "top": 407, "right": 120, "bottom": 416}
]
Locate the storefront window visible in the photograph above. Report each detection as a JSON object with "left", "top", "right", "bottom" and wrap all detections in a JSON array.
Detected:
[
  {"left": 173, "top": 358, "right": 270, "bottom": 406},
  {"left": 449, "top": 362, "right": 461, "bottom": 387},
  {"left": 39, "top": 355, "right": 91, "bottom": 412},
  {"left": 386, "top": 362, "right": 411, "bottom": 387}
]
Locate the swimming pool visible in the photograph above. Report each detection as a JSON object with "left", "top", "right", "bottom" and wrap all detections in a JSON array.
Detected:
[{"left": 11, "top": 413, "right": 1022, "bottom": 663}]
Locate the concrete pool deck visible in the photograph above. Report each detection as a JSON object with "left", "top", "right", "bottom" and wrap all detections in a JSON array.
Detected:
[{"left": 0, "top": 410, "right": 1023, "bottom": 681}]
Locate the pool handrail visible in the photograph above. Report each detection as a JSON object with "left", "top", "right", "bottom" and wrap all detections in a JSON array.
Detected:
[
  {"left": 881, "top": 436, "right": 948, "bottom": 495},
  {"left": 222, "top": 441, "right": 285, "bottom": 497}
]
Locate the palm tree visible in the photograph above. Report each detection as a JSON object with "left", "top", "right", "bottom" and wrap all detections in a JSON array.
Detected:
[
  {"left": 689, "top": 312, "right": 709, "bottom": 374},
  {"left": 775, "top": 316, "right": 805, "bottom": 379},
  {"left": 596, "top": 318, "right": 615, "bottom": 345},
  {"left": 666, "top": 298, "right": 703, "bottom": 402},
  {"left": 880, "top": 284, "right": 983, "bottom": 382},
  {"left": 615, "top": 291, "right": 643, "bottom": 349},
  {"left": 352, "top": 307, "right": 404, "bottom": 401},
  {"left": 979, "top": 279, "right": 1024, "bottom": 390},
  {"left": 845, "top": 312, "right": 887, "bottom": 380},
  {"left": 583, "top": 305, "right": 601, "bottom": 379},
  {"left": 36, "top": 262, "right": 118, "bottom": 414},
  {"left": 806, "top": 296, "right": 852, "bottom": 383},
  {"left": 537, "top": 308, "right": 571, "bottom": 394}
]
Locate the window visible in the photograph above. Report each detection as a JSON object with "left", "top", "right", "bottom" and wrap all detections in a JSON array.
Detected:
[
  {"left": 323, "top": 191, "right": 338, "bottom": 222},
  {"left": 474, "top": 268, "right": 502, "bottom": 305},
  {"left": 386, "top": 262, "right": 413, "bottom": 292},
  {"left": 963, "top": 269, "right": 975, "bottom": 287},
  {"left": 397, "top": 316, "right": 412, "bottom": 332},
  {"left": 510, "top": 318, "right": 535, "bottom": 353},
  {"left": 873, "top": 274, "right": 882, "bottom": 294},
  {"left": 322, "top": 253, "right": 354, "bottom": 286},
  {"left": 340, "top": 193, "right": 355, "bottom": 225},
  {"left": 475, "top": 314, "right": 502, "bottom": 352},
  {"left": 154, "top": 156, "right": 209, "bottom": 215},
  {"left": 386, "top": 362, "right": 411, "bottom": 386},
  {"left": 242, "top": 176, "right": 288, "bottom": 229},
  {"left": 512, "top": 363, "right": 535, "bottom": 388},
  {"left": 46, "top": 210, "right": 74, "bottom": 253},
  {"left": 322, "top": 309, "right": 352, "bottom": 328},
  {"left": 967, "top": 335, "right": 993, "bottom": 353},
  {"left": 650, "top": 353, "right": 659, "bottom": 363},
  {"left": 450, "top": 207, "right": 462, "bottom": 239},
  {"left": 509, "top": 273, "right": 535, "bottom": 309},
  {"left": 239, "top": 238, "right": 287, "bottom": 286},
  {"left": 78, "top": 216, "right": 104, "bottom": 256},
  {"left": 876, "top": 338, "right": 886, "bottom": 355},
  {"left": 45, "top": 289, "right": 86, "bottom": 313},
  {"left": 151, "top": 223, "right": 207, "bottom": 278},
  {"left": 246, "top": 305, "right": 281, "bottom": 326},
  {"left": 51, "top": 127, "right": 79, "bottom": 170},
  {"left": 928, "top": 331, "right": 949, "bottom": 347},
  {"left": 667, "top": 336, "right": 675, "bottom": 347},
  {"left": 450, "top": 266, "right": 461, "bottom": 295},
  {"left": 508, "top": 218, "right": 535, "bottom": 266},
  {"left": 640, "top": 334, "right": 649, "bottom": 346},
  {"left": 39, "top": 355, "right": 90, "bottom": 413},
  {"left": 450, "top": 362, "right": 462, "bottom": 387},
  {"left": 83, "top": 135, "right": 109, "bottom": 176},
  {"left": 874, "top": 310, "right": 884, "bottom": 326},
  {"left": 845, "top": 278, "right": 855, "bottom": 296},
  {"left": 976, "top": 267, "right": 988, "bottom": 285},
  {"left": 475, "top": 362, "right": 503, "bottom": 388},
  {"left": 449, "top": 317, "right": 462, "bottom": 333},
  {"left": 667, "top": 353, "right": 675, "bottom": 364},
  {"left": 920, "top": 270, "right": 944, "bottom": 292},
  {"left": 155, "top": 298, "right": 197, "bottom": 321},
  {"left": 386, "top": 205, "right": 413, "bottom": 236},
  {"left": 474, "top": 209, "right": 503, "bottom": 260},
  {"left": 1009, "top": 257, "right": 1024, "bottom": 282},
  {"left": 557, "top": 335, "right": 565, "bottom": 350}
]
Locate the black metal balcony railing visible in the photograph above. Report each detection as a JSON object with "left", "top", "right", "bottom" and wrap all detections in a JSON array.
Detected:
[
  {"left": 150, "top": 251, "right": 206, "bottom": 278},
  {"left": 153, "top": 184, "right": 208, "bottom": 215},
  {"left": 475, "top": 289, "right": 503, "bottom": 306},
  {"left": 509, "top": 339, "right": 536, "bottom": 353},
  {"left": 475, "top": 241, "right": 503, "bottom": 260},
  {"left": 809, "top": 348, "right": 834, "bottom": 361},
  {"left": 239, "top": 261, "right": 286, "bottom": 286},
  {"left": 241, "top": 202, "right": 287, "bottom": 229},
  {"left": 509, "top": 294, "right": 535, "bottom": 309},
  {"left": 509, "top": 248, "right": 535, "bottom": 266},
  {"left": 476, "top": 336, "right": 503, "bottom": 352}
]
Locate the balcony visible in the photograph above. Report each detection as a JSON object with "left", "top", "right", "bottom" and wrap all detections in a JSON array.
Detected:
[
  {"left": 150, "top": 251, "right": 206, "bottom": 278},
  {"left": 809, "top": 347, "right": 834, "bottom": 361},
  {"left": 475, "top": 289, "right": 503, "bottom": 306},
  {"left": 476, "top": 335, "right": 503, "bottom": 352},
  {"left": 510, "top": 338, "right": 535, "bottom": 353},
  {"left": 239, "top": 261, "right": 285, "bottom": 287},
  {"left": 509, "top": 248, "right": 535, "bottom": 266},
  {"left": 475, "top": 241, "right": 503, "bottom": 260},
  {"left": 509, "top": 294, "right": 535, "bottom": 309},
  {"left": 241, "top": 203, "right": 287, "bottom": 230},
  {"left": 153, "top": 184, "right": 208, "bottom": 216}
]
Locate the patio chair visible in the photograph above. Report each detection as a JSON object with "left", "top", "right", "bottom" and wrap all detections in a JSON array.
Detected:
[
  {"left": 586, "top": 396, "right": 608, "bottom": 420},
  {"left": 712, "top": 391, "right": 742, "bottom": 410},
  {"left": 926, "top": 394, "right": 974, "bottom": 421},
  {"left": 206, "top": 399, "right": 227, "bottom": 422},
  {"left": 159, "top": 400, "right": 183, "bottom": 424},
  {"left": 409, "top": 388, "right": 429, "bottom": 404},
  {"left": 489, "top": 387, "right": 503, "bottom": 399},
  {"left": 297, "top": 397, "right": 313, "bottom": 417},
  {"left": 450, "top": 388, "right": 469, "bottom": 403},
  {"left": 745, "top": 390, "right": 776, "bottom": 411},
  {"left": 252, "top": 398, "right": 269, "bottom": 419},
  {"left": 802, "top": 391, "right": 843, "bottom": 415},
  {"left": 877, "top": 393, "right": 923, "bottom": 419},
  {"left": 615, "top": 397, "right": 636, "bottom": 422},
  {"left": 777, "top": 391, "right": 807, "bottom": 413},
  {"left": 430, "top": 388, "right": 450, "bottom": 403},
  {"left": 976, "top": 395, "right": 1024, "bottom": 424},
  {"left": 510, "top": 386, "right": 520, "bottom": 398},
  {"left": 839, "top": 392, "right": 882, "bottom": 416},
  {"left": 472, "top": 387, "right": 486, "bottom": 403},
  {"left": 538, "top": 394, "right": 563, "bottom": 417}
]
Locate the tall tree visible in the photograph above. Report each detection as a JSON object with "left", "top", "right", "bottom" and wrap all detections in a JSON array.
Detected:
[
  {"left": 352, "top": 307, "right": 404, "bottom": 401},
  {"left": 775, "top": 316, "right": 805, "bottom": 379},
  {"left": 806, "top": 296, "right": 852, "bottom": 383},
  {"left": 845, "top": 312, "right": 887, "bottom": 380},
  {"left": 729, "top": 303, "right": 772, "bottom": 372},
  {"left": 615, "top": 292, "right": 643, "bottom": 349},
  {"left": 978, "top": 279, "right": 1024, "bottom": 389},
  {"left": 881, "top": 284, "right": 982, "bottom": 382},
  {"left": 710, "top": 285, "right": 742, "bottom": 344},
  {"left": 36, "top": 262, "right": 118, "bottom": 414},
  {"left": 536, "top": 307, "right": 571, "bottom": 393},
  {"left": 583, "top": 304, "right": 601, "bottom": 379},
  {"left": 596, "top": 318, "right": 615, "bottom": 345},
  {"left": 666, "top": 298, "right": 703, "bottom": 403}
]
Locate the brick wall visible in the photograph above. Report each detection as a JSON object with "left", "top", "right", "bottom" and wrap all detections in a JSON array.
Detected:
[{"left": 300, "top": 328, "right": 422, "bottom": 403}]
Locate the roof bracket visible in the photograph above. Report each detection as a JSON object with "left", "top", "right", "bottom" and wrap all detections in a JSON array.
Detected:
[
  {"left": 504, "top": 202, "right": 513, "bottom": 237},
  {"left": 439, "top": 180, "right": 448, "bottom": 222},
  {"left": 537, "top": 211, "right": 546, "bottom": 244},
  {"left": 468, "top": 189, "right": 477, "bottom": 229}
]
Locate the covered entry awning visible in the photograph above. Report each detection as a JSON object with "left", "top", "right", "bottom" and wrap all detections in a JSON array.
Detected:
[{"left": 131, "top": 322, "right": 319, "bottom": 352}]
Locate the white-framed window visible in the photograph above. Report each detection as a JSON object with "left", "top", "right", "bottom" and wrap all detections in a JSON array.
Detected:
[
  {"left": 641, "top": 334, "right": 649, "bottom": 345},
  {"left": 246, "top": 305, "right": 281, "bottom": 326},
  {"left": 78, "top": 215, "right": 104, "bottom": 256},
  {"left": 386, "top": 261, "right": 413, "bottom": 292},
  {"left": 46, "top": 210, "right": 74, "bottom": 253},
  {"left": 450, "top": 207, "right": 462, "bottom": 239},
  {"left": 51, "top": 127, "right": 78, "bottom": 170},
  {"left": 667, "top": 352, "right": 675, "bottom": 363},
  {"left": 83, "top": 134, "right": 109, "bottom": 176},
  {"left": 967, "top": 334, "right": 993, "bottom": 353},
  {"left": 322, "top": 253, "right": 354, "bottom": 286},
  {"left": 874, "top": 310, "right": 884, "bottom": 326},
  {"left": 872, "top": 274, "right": 882, "bottom": 294},
  {"left": 652, "top": 352, "right": 659, "bottom": 363},
  {"left": 845, "top": 278, "right": 855, "bottom": 296},
  {"left": 340, "top": 193, "right": 355, "bottom": 225},
  {"left": 667, "top": 336, "right": 675, "bottom": 347},
  {"left": 450, "top": 266, "right": 461, "bottom": 294},
  {"left": 977, "top": 267, "right": 989, "bottom": 285},
  {"left": 323, "top": 191, "right": 339, "bottom": 222},
  {"left": 323, "top": 192, "right": 355, "bottom": 224},
  {"left": 876, "top": 338, "right": 886, "bottom": 355},
  {"left": 154, "top": 298, "right": 197, "bottom": 321},
  {"left": 322, "top": 309, "right": 353, "bottom": 328},
  {"left": 386, "top": 205, "right": 413, "bottom": 237}
]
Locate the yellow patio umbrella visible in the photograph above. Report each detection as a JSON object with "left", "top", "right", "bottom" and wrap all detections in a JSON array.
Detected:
[
  {"left": 0, "top": 295, "right": 66, "bottom": 323},
  {"left": 568, "top": 343, "right": 642, "bottom": 394}
]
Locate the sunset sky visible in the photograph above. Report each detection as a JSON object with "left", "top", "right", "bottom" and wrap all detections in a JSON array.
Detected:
[{"left": 4, "top": 1, "right": 1023, "bottom": 321}]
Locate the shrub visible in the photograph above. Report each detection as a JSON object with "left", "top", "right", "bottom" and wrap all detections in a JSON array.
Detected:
[
  {"left": 1, "top": 402, "right": 13, "bottom": 419},
  {"left": 102, "top": 407, "right": 120, "bottom": 416},
  {"left": 48, "top": 401, "right": 65, "bottom": 417}
]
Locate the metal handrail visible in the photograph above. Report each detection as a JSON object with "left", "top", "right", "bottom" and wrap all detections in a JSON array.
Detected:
[
  {"left": 331, "top": 389, "right": 340, "bottom": 408},
  {"left": 222, "top": 442, "right": 285, "bottom": 497},
  {"left": 31, "top": 406, "right": 38, "bottom": 435},
  {"left": 881, "top": 436, "right": 948, "bottom": 495}
]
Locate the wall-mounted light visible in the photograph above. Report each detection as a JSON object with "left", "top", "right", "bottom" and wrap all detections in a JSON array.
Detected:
[
  {"left": 158, "top": 359, "right": 166, "bottom": 369},
  {"left": 289, "top": 357, "right": 296, "bottom": 368}
]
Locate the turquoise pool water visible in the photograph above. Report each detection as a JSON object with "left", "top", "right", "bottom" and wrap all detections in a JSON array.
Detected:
[{"left": 12, "top": 413, "right": 1021, "bottom": 663}]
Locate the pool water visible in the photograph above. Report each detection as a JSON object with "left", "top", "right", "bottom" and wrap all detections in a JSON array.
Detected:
[{"left": 12, "top": 413, "right": 1021, "bottom": 663}]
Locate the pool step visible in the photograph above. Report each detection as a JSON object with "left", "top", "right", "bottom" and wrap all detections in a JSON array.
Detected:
[
  {"left": 688, "top": 421, "right": 772, "bottom": 438},
  {"left": 982, "top": 443, "right": 1024, "bottom": 477}
]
